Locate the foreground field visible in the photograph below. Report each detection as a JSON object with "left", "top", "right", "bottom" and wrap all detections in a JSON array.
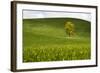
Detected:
[{"left": 23, "top": 18, "right": 91, "bottom": 62}]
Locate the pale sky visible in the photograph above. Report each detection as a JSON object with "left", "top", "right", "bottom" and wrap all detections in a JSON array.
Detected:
[{"left": 23, "top": 10, "right": 91, "bottom": 21}]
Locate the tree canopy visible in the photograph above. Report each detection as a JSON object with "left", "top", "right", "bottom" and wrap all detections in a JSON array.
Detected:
[{"left": 64, "top": 21, "right": 75, "bottom": 37}]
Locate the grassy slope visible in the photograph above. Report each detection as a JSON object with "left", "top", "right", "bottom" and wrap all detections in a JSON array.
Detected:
[{"left": 23, "top": 18, "right": 91, "bottom": 62}]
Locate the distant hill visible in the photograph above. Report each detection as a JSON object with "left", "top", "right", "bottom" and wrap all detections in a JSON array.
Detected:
[{"left": 23, "top": 18, "right": 91, "bottom": 37}]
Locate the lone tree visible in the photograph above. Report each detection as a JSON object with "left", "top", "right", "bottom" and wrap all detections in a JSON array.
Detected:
[{"left": 64, "top": 21, "right": 75, "bottom": 37}]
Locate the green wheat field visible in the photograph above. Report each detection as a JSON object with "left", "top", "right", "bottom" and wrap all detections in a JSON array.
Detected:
[{"left": 23, "top": 18, "right": 91, "bottom": 62}]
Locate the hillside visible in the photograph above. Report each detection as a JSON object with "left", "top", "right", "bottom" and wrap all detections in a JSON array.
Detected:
[{"left": 23, "top": 18, "right": 91, "bottom": 62}]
